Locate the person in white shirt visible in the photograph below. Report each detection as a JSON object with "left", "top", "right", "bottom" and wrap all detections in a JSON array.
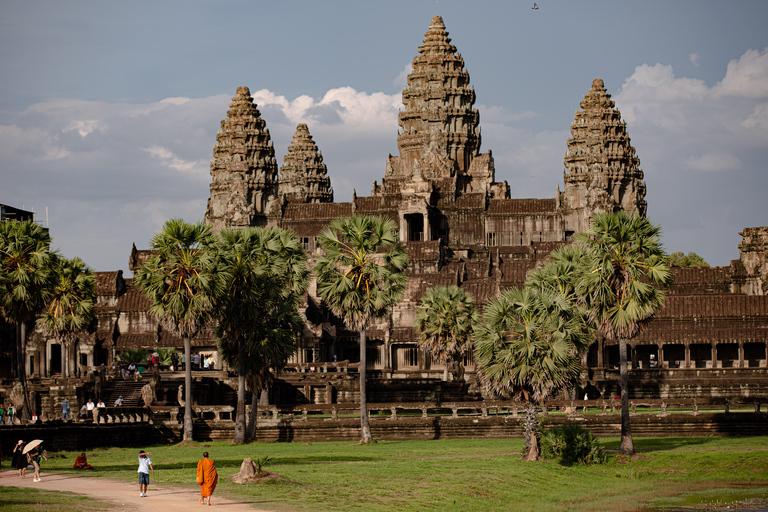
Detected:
[
  {"left": 96, "top": 400, "right": 105, "bottom": 408},
  {"left": 137, "top": 450, "right": 154, "bottom": 497},
  {"left": 86, "top": 399, "right": 95, "bottom": 419},
  {"left": 114, "top": 395, "right": 124, "bottom": 407}
]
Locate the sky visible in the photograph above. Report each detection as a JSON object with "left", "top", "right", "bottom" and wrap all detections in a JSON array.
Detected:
[{"left": 1, "top": 0, "right": 767, "bottom": 273}]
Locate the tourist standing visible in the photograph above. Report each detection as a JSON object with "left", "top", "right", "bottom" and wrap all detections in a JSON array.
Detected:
[
  {"left": 203, "top": 355, "right": 209, "bottom": 371},
  {"left": 62, "top": 399, "right": 70, "bottom": 420},
  {"left": 12, "top": 440, "right": 27, "bottom": 479},
  {"left": 193, "top": 353, "right": 200, "bottom": 371},
  {"left": 86, "top": 399, "right": 95, "bottom": 419},
  {"left": 196, "top": 451, "right": 218, "bottom": 506},
  {"left": 137, "top": 450, "right": 154, "bottom": 497},
  {"left": 0, "top": 403, "right": 5, "bottom": 425},
  {"left": 8, "top": 404, "right": 16, "bottom": 425}
]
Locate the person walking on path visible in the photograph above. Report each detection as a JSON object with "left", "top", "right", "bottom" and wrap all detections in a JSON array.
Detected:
[
  {"left": 137, "top": 450, "right": 154, "bottom": 497},
  {"left": 12, "top": 440, "right": 28, "bottom": 478},
  {"left": 196, "top": 451, "right": 218, "bottom": 506},
  {"left": 29, "top": 446, "right": 48, "bottom": 482}
]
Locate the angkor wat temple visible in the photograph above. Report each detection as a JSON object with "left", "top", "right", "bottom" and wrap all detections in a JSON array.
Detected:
[{"left": 13, "top": 16, "right": 768, "bottom": 403}]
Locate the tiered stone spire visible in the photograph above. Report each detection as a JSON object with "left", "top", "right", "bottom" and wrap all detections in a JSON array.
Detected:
[
  {"left": 278, "top": 123, "right": 333, "bottom": 204},
  {"left": 204, "top": 86, "right": 278, "bottom": 231},
  {"left": 560, "top": 79, "right": 647, "bottom": 231},
  {"left": 374, "top": 16, "right": 507, "bottom": 202},
  {"left": 396, "top": 15, "right": 480, "bottom": 175}
]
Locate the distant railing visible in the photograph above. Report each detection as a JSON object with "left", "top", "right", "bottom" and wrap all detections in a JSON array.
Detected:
[
  {"left": 284, "top": 360, "right": 357, "bottom": 373},
  {"left": 256, "top": 397, "right": 768, "bottom": 422}
]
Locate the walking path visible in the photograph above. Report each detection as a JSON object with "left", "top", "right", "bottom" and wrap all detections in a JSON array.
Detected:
[{"left": 0, "top": 470, "right": 275, "bottom": 512}]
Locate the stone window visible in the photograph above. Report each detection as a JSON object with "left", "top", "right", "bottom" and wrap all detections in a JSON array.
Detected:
[
  {"left": 367, "top": 346, "right": 382, "bottom": 367},
  {"left": 486, "top": 232, "right": 497, "bottom": 246}
]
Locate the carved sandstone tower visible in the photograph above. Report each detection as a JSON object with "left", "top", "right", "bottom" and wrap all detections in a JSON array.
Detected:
[
  {"left": 559, "top": 78, "right": 647, "bottom": 233},
  {"left": 374, "top": 16, "right": 507, "bottom": 202},
  {"left": 278, "top": 123, "right": 334, "bottom": 204},
  {"left": 204, "top": 86, "right": 278, "bottom": 231}
]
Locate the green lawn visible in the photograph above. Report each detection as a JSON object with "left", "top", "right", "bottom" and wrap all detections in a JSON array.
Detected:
[
  {"left": 1, "top": 487, "right": 124, "bottom": 512},
  {"left": 24, "top": 436, "right": 768, "bottom": 512}
]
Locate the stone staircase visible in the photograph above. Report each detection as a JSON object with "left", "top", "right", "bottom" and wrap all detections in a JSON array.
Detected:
[{"left": 107, "top": 381, "right": 145, "bottom": 407}]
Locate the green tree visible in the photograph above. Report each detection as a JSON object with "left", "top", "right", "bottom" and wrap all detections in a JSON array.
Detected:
[
  {"left": 134, "top": 219, "right": 221, "bottom": 441},
  {"left": 474, "top": 287, "right": 591, "bottom": 461},
  {"left": 575, "top": 211, "right": 671, "bottom": 455},
  {"left": 0, "top": 220, "right": 57, "bottom": 419},
  {"left": 525, "top": 245, "right": 596, "bottom": 400},
  {"left": 214, "top": 227, "right": 308, "bottom": 443},
  {"left": 415, "top": 285, "right": 477, "bottom": 382},
  {"left": 40, "top": 256, "right": 96, "bottom": 379},
  {"left": 316, "top": 215, "right": 409, "bottom": 443},
  {"left": 668, "top": 251, "right": 709, "bottom": 267}
]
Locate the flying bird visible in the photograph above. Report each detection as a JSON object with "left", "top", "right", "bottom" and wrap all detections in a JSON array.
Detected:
[{"left": 532, "top": 3, "right": 539, "bottom": 9}]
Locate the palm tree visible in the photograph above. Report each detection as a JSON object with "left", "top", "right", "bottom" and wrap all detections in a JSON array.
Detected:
[
  {"left": 134, "top": 219, "right": 221, "bottom": 441},
  {"left": 40, "top": 256, "right": 96, "bottom": 379},
  {"left": 315, "top": 215, "right": 409, "bottom": 443},
  {"left": 415, "top": 285, "right": 477, "bottom": 382},
  {"left": 0, "top": 220, "right": 57, "bottom": 420},
  {"left": 474, "top": 287, "right": 591, "bottom": 461},
  {"left": 525, "top": 245, "right": 596, "bottom": 400},
  {"left": 214, "top": 227, "right": 308, "bottom": 443},
  {"left": 575, "top": 211, "right": 671, "bottom": 456}
]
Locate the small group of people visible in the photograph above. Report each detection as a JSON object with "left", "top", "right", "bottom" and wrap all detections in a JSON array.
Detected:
[
  {"left": 11, "top": 439, "right": 48, "bottom": 482},
  {"left": 77, "top": 398, "right": 106, "bottom": 420},
  {"left": 120, "top": 360, "right": 140, "bottom": 381},
  {"left": 0, "top": 403, "right": 18, "bottom": 425},
  {"left": 191, "top": 353, "right": 216, "bottom": 371},
  {"left": 136, "top": 450, "right": 217, "bottom": 505}
]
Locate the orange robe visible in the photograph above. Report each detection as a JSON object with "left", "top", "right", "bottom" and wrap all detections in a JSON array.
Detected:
[
  {"left": 73, "top": 454, "right": 93, "bottom": 469},
  {"left": 196, "top": 457, "right": 218, "bottom": 498}
]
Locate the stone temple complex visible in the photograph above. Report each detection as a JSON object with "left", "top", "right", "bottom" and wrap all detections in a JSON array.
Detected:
[{"left": 5, "top": 16, "right": 767, "bottom": 407}]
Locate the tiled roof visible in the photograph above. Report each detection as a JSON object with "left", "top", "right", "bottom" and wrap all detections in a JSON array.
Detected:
[
  {"left": 96, "top": 271, "right": 119, "bottom": 296},
  {"left": 284, "top": 202, "right": 353, "bottom": 220},
  {"left": 487, "top": 198, "right": 557, "bottom": 215},
  {"left": 117, "top": 280, "right": 151, "bottom": 311}
]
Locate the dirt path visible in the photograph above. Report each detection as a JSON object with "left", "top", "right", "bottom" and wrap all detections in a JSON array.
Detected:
[{"left": 0, "top": 470, "right": 276, "bottom": 512}]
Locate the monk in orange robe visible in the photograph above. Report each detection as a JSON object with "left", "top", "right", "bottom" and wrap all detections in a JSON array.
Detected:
[
  {"left": 73, "top": 453, "right": 93, "bottom": 469},
  {"left": 196, "top": 451, "right": 218, "bottom": 505}
]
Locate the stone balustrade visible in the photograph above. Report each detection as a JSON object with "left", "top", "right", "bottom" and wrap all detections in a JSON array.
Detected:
[
  {"left": 92, "top": 407, "right": 148, "bottom": 424},
  {"left": 284, "top": 360, "right": 356, "bottom": 373},
  {"left": 258, "top": 397, "right": 768, "bottom": 423}
]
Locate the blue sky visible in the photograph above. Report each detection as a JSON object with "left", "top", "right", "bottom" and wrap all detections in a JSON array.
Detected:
[{"left": 1, "top": 1, "right": 767, "bottom": 272}]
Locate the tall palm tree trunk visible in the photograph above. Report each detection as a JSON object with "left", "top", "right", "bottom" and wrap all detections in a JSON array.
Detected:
[
  {"left": 618, "top": 337, "right": 635, "bottom": 455},
  {"left": 234, "top": 339, "right": 246, "bottom": 443},
  {"left": 523, "top": 402, "right": 540, "bottom": 461},
  {"left": 183, "top": 335, "right": 193, "bottom": 441},
  {"left": 246, "top": 383, "right": 259, "bottom": 441},
  {"left": 359, "top": 327, "right": 372, "bottom": 443},
  {"left": 16, "top": 321, "right": 32, "bottom": 420}
]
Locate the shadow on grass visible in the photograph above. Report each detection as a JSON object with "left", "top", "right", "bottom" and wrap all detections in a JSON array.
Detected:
[
  {"left": 47, "top": 453, "right": 380, "bottom": 474},
  {"left": 601, "top": 436, "right": 714, "bottom": 453}
]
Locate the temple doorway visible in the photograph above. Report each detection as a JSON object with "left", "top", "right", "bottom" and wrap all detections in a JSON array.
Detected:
[{"left": 49, "top": 343, "right": 61, "bottom": 375}]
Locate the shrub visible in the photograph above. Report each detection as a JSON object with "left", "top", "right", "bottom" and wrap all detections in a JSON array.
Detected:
[{"left": 541, "top": 424, "right": 607, "bottom": 465}]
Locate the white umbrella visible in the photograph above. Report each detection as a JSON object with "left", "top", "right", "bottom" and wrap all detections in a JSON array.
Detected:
[{"left": 23, "top": 439, "right": 43, "bottom": 454}]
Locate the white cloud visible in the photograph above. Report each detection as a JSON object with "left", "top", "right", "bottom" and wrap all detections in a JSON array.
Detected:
[
  {"left": 681, "top": 152, "right": 741, "bottom": 172},
  {"left": 689, "top": 53, "right": 700, "bottom": 67},
  {"left": 63, "top": 120, "right": 104, "bottom": 137},
  {"left": 142, "top": 145, "right": 206, "bottom": 174},
  {"left": 715, "top": 47, "right": 768, "bottom": 99}
]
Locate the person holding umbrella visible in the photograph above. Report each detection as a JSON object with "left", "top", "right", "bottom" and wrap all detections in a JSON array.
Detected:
[
  {"left": 23, "top": 440, "right": 46, "bottom": 482},
  {"left": 12, "top": 440, "right": 28, "bottom": 479}
]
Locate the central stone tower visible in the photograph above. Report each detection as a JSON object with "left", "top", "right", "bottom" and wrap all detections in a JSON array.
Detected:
[{"left": 204, "top": 86, "right": 278, "bottom": 231}]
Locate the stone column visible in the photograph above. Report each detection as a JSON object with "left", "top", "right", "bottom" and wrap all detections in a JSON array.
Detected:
[
  {"left": 738, "top": 341, "right": 745, "bottom": 368},
  {"left": 630, "top": 343, "right": 637, "bottom": 370},
  {"left": 597, "top": 339, "right": 604, "bottom": 368},
  {"left": 684, "top": 342, "right": 691, "bottom": 369},
  {"left": 423, "top": 213, "right": 430, "bottom": 242},
  {"left": 712, "top": 342, "right": 718, "bottom": 368},
  {"left": 658, "top": 343, "right": 664, "bottom": 368}
]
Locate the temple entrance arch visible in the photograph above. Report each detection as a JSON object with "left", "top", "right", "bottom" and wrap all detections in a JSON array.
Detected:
[{"left": 49, "top": 343, "right": 61, "bottom": 375}]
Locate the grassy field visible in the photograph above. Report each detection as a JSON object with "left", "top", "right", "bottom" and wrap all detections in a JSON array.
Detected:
[
  {"left": 9, "top": 436, "right": 768, "bottom": 512},
  {"left": 1, "top": 487, "right": 125, "bottom": 512}
]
